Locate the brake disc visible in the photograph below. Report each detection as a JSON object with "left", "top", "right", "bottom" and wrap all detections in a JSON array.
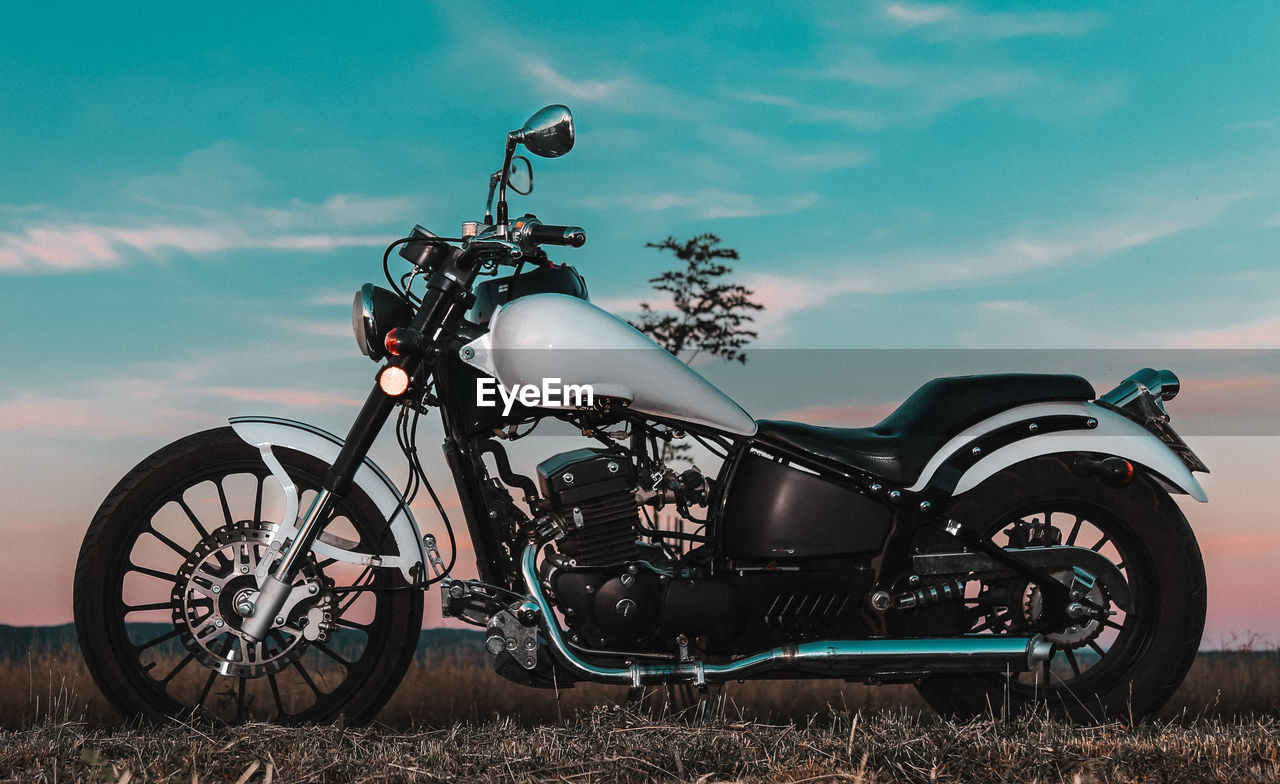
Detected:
[{"left": 171, "top": 520, "right": 334, "bottom": 678}]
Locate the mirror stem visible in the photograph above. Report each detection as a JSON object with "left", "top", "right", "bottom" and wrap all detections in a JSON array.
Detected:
[
  {"left": 496, "top": 137, "right": 517, "bottom": 231},
  {"left": 484, "top": 172, "right": 499, "bottom": 224}
]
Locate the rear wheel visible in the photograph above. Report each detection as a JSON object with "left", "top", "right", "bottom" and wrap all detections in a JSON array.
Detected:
[
  {"left": 906, "top": 456, "right": 1205, "bottom": 722},
  {"left": 74, "top": 427, "right": 423, "bottom": 724}
]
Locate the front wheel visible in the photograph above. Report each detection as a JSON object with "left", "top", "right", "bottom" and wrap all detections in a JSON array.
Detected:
[
  {"left": 74, "top": 427, "right": 424, "bottom": 724},
  {"left": 904, "top": 456, "right": 1205, "bottom": 722}
]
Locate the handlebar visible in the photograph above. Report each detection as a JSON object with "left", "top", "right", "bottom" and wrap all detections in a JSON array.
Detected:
[
  {"left": 400, "top": 214, "right": 585, "bottom": 271},
  {"left": 512, "top": 216, "right": 586, "bottom": 248},
  {"left": 527, "top": 222, "right": 586, "bottom": 247}
]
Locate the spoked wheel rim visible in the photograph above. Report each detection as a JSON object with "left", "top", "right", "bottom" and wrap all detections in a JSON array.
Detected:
[
  {"left": 102, "top": 453, "right": 412, "bottom": 723},
  {"left": 962, "top": 501, "right": 1153, "bottom": 699}
]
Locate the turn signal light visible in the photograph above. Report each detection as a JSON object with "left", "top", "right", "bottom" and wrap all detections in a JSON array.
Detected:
[
  {"left": 1076, "top": 455, "right": 1135, "bottom": 486},
  {"left": 383, "top": 327, "right": 422, "bottom": 357},
  {"left": 379, "top": 366, "right": 410, "bottom": 397}
]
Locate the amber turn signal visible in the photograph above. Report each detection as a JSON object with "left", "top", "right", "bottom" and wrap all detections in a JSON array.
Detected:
[{"left": 383, "top": 327, "right": 423, "bottom": 357}]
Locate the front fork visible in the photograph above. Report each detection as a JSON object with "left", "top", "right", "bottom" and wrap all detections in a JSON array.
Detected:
[
  {"left": 241, "top": 246, "right": 481, "bottom": 643},
  {"left": 240, "top": 388, "right": 398, "bottom": 641}
]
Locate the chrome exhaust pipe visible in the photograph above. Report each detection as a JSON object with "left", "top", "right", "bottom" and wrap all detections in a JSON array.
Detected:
[{"left": 521, "top": 545, "right": 1052, "bottom": 688}]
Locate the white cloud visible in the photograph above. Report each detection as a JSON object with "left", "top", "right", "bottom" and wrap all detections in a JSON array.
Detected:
[
  {"left": 126, "top": 140, "right": 267, "bottom": 209},
  {"left": 0, "top": 220, "right": 389, "bottom": 273},
  {"left": 1151, "top": 312, "right": 1280, "bottom": 349},
  {"left": 717, "top": 129, "right": 871, "bottom": 173},
  {"left": 264, "top": 315, "right": 356, "bottom": 340},
  {"left": 787, "top": 19, "right": 1121, "bottom": 127},
  {"left": 979, "top": 300, "right": 1043, "bottom": 316},
  {"left": 307, "top": 291, "right": 359, "bottom": 307},
  {"left": 322, "top": 194, "right": 414, "bottom": 226},
  {"left": 265, "top": 234, "right": 387, "bottom": 252},
  {"left": 255, "top": 194, "right": 416, "bottom": 230},
  {"left": 740, "top": 193, "right": 1241, "bottom": 337},
  {"left": 805, "top": 54, "right": 1040, "bottom": 122},
  {"left": 1, "top": 139, "right": 417, "bottom": 274},
  {"left": 884, "top": 2, "right": 957, "bottom": 26},
  {"left": 729, "top": 90, "right": 889, "bottom": 131},
  {"left": 522, "top": 59, "right": 631, "bottom": 102},
  {"left": 585, "top": 189, "right": 819, "bottom": 221},
  {"left": 882, "top": 2, "right": 1104, "bottom": 40},
  {"left": 0, "top": 222, "right": 246, "bottom": 272}
]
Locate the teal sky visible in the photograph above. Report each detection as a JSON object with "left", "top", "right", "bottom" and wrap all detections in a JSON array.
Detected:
[{"left": 4, "top": 2, "right": 1280, "bottom": 641}]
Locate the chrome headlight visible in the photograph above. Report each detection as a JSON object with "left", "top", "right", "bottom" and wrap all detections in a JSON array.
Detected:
[{"left": 352, "top": 283, "right": 412, "bottom": 361}]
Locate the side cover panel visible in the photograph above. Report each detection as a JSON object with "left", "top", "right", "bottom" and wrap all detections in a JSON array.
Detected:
[
  {"left": 905, "top": 401, "right": 1207, "bottom": 502},
  {"left": 230, "top": 416, "right": 426, "bottom": 581}
]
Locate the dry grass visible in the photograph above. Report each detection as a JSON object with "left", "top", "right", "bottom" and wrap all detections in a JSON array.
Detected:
[
  {"left": 4, "top": 646, "right": 1280, "bottom": 782},
  {"left": 0, "top": 646, "right": 928, "bottom": 730},
  {"left": 5, "top": 644, "right": 1275, "bottom": 730},
  {"left": 4, "top": 709, "right": 1280, "bottom": 783}
]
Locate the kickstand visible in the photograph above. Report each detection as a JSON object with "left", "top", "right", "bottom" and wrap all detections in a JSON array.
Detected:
[
  {"left": 696, "top": 683, "right": 724, "bottom": 727},
  {"left": 552, "top": 666, "right": 564, "bottom": 726}
]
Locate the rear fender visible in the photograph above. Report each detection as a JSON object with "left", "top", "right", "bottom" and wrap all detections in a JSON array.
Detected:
[
  {"left": 905, "top": 401, "right": 1207, "bottom": 502},
  {"left": 230, "top": 416, "right": 426, "bottom": 582}
]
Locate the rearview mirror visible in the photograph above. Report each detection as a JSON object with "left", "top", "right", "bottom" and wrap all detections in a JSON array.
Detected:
[
  {"left": 507, "top": 155, "right": 533, "bottom": 195},
  {"left": 511, "top": 105, "right": 574, "bottom": 158}
]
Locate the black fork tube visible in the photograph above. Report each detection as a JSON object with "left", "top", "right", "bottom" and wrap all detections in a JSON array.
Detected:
[{"left": 325, "top": 386, "right": 400, "bottom": 496}]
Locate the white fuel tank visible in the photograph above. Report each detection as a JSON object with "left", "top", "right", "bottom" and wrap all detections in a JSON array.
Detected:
[{"left": 458, "top": 293, "right": 757, "bottom": 435}]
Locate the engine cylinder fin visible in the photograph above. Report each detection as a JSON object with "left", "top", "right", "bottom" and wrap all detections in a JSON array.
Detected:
[{"left": 550, "top": 474, "right": 643, "bottom": 564}]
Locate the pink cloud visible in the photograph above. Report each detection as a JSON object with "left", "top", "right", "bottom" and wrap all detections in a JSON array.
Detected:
[
  {"left": 0, "top": 395, "right": 219, "bottom": 438},
  {"left": 204, "top": 386, "right": 365, "bottom": 409},
  {"left": 1197, "top": 533, "right": 1280, "bottom": 554},
  {"left": 1171, "top": 374, "right": 1280, "bottom": 419},
  {"left": 1155, "top": 315, "right": 1280, "bottom": 349},
  {"left": 1, "top": 222, "right": 386, "bottom": 274},
  {"left": 265, "top": 234, "right": 386, "bottom": 251}
]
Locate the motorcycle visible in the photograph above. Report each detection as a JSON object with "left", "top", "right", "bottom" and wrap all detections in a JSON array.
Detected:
[{"left": 74, "top": 105, "right": 1208, "bottom": 724}]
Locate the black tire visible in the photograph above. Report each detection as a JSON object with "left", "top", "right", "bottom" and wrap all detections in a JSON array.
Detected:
[
  {"left": 908, "top": 456, "right": 1205, "bottom": 723},
  {"left": 74, "top": 427, "right": 423, "bottom": 724}
]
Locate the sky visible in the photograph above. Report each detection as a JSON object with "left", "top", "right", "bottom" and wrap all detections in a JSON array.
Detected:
[{"left": 3, "top": 2, "right": 1280, "bottom": 645}]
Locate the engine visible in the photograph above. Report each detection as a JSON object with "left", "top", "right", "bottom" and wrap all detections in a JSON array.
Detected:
[
  {"left": 533, "top": 447, "right": 877, "bottom": 653},
  {"left": 536, "top": 448, "right": 677, "bottom": 646}
]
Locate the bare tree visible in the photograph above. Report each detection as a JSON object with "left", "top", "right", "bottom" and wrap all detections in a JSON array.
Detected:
[{"left": 631, "top": 234, "right": 764, "bottom": 364}]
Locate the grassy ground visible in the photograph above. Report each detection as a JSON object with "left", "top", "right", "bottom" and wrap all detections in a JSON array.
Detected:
[
  {"left": 4, "top": 710, "right": 1280, "bottom": 782},
  {"left": 3, "top": 648, "right": 1279, "bottom": 782},
  {"left": 6, "top": 646, "right": 1279, "bottom": 730}
]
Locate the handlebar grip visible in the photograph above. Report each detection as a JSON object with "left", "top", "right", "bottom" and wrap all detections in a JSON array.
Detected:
[{"left": 527, "top": 223, "right": 586, "bottom": 248}]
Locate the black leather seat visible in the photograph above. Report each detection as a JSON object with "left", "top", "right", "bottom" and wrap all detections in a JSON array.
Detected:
[{"left": 755, "top": 374, "right": 1095, "bottom": 485}]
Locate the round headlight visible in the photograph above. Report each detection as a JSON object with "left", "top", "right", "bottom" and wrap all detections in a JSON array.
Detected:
[{"left": 352, "top": 283, "right": 411, "bottom": 361}]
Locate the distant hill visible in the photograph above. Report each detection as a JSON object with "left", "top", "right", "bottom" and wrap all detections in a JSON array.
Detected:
[{"left": 0, "top": 623, "right": 485, "bottom": 662}]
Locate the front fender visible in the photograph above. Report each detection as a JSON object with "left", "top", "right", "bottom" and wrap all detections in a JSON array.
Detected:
[
  {"left": 230, "top": 416, "right": 427, "bottom": 581},
  {"left": 905, "top": 401, "right": 1207, "bottom": 502}
]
